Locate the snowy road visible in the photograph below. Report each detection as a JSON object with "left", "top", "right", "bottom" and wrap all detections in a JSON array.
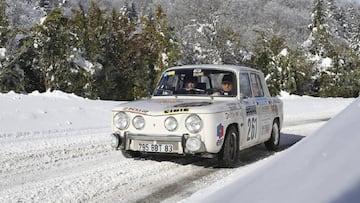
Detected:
[
  {"left": 0, "top": 120, "right": 325, "bottom": 202},
  {"left": 0, "top": 91, "right": 354, "bottom": 202}
]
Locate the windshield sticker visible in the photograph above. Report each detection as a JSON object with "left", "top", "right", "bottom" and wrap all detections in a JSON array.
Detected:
[
  {"left": 193, "top": 69, "right": 204, "bottom": 77},
  {"left": 123, "top": 107, "right": 149, "bottom": 115},
  {"left": 164, "top": 108, "right": 190, "bottom": 114},
  {"left": 163, "top": 70, "right": 175, "bottom": 77}
]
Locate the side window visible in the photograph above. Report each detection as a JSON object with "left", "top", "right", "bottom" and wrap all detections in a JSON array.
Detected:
[
  {"left": 166, "top": 75, "right": 179, "bottom": 90},
  {"left": 239, "top": 73, "right": 252, "bottom": 98},
  {"left": 250, "top": 73, "right": 264, "bottom": 97}
]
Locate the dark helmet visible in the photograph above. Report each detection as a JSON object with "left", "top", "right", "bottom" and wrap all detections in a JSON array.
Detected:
[
  {"left": 222, "top": 74, "right": 233, "bottom": 83},
  {"left": 185, "top": 76, "right": 197, "bottom": 83}
]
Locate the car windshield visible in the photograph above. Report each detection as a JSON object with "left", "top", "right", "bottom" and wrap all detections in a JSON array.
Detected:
[{"left": 153, "top": 68, "right": 237, "bottom": 97}]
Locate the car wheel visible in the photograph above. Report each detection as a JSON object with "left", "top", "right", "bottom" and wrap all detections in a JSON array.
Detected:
[
  {"left": 265, "top": 120, "right": 280, "bottom": 151},
  {"left": 121, "top": 150, "right": 141, "bottom": 158},
  {"left": 218, "top": 126, "right": 239, "bottom": 167}
]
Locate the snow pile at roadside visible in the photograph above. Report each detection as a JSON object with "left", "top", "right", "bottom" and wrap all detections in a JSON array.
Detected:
[
  {"left": 0, "top": 90, "right": 120, "bottom": 135},
  {"left": 186, "top": 97, "right": 360, "bottom": 203},
  {"left": 280, "top": 91, "right": 353, "bottom": 123}
]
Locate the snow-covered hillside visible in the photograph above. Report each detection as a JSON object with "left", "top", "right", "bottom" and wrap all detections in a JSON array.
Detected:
[{"left": 0, "top": 91, "right": 355, "bottom": 202}]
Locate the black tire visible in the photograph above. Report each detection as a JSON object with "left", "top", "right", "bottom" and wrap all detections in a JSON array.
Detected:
[
  {"left": 218, "top": 126, "right": 239, "bottom": 167},
  {"left": 265, "top": 121, "right": 281, "bottom": 151},
  {"left": 121, "top": 150, "right": 141, "bottom": 158}
]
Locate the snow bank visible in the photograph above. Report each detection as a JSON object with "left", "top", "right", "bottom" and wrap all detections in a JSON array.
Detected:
[
  {"left": 280, "top": 91, "right": 353, "bottom": 124},
  {"left": 187, "top": 97, "right": 360, "bottom": 203},
  {"left": 0, "top": 91, "right": 120, "bottom": 135}
]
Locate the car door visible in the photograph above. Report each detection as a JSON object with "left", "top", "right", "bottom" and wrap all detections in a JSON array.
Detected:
[
  {"left": 239, "top": 72, "right": 259, "bottom": 148},
  {"left": 249, "top": 73, "right": 273, "bottom": 141}
]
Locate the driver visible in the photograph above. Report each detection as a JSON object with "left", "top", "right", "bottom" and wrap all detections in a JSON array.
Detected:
[
  {"left": 212, "top": 74, "right": 234, "bottom": 96},
  {"left": 221, "top": 74, "right": 233, "bottom": 95},
  {"left": 185, "top": 76, "right": 197, "bottom": 89}
]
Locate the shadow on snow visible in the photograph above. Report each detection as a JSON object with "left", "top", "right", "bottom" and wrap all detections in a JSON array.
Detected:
[{"left": 131, "top": 133, "right": 304, "bottom": 168}]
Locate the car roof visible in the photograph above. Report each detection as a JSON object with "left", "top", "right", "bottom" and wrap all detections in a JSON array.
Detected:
[{"left": 167, "top": 64, "right": 260, "bottom": 73}]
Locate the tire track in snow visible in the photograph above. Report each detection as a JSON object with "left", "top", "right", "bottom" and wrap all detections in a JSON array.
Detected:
[
  {"left": 0, "top": 116, "right": 326, "bottom": 202},
  {"left": 0, "top": 128, "right": 223, "bottom": 202}
]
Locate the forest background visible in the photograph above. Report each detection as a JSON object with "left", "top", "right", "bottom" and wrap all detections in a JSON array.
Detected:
[{"left": 0, "top": 0, "right": 360, "bottom": 100}]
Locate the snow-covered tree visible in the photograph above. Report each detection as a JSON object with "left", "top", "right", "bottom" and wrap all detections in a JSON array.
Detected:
[
  {"left": 1, "top": 0, "right": 360, "bottom": 98},
  {"left": 32, "top": 8, "right": 87, "bottom": 94},
  {"left": 347, "top": 5, "right": 360, "bottom": 55},
  {"left": 132, "top": 5, "right": 181, "bottom": 98},
  {"left": 0, "top": 0, "right": 7, "bottom": 47},
  {"left": 302, "top": 0, "right": 360, "bottom": 97},
  {"left": 68, "top": 2, "right": 180, "bottom": 100},
  {"left": 178, "top": 0, "right": 222, "bottom": 64},
  {"left": 251, "top": 31, "right": 288, "bottom": 95},
  {"left": 0, "top": 0, "right": 25, "bottom": 93}
]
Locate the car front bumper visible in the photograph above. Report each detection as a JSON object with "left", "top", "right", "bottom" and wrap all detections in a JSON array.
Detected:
[{"left": 111, "top": 132, "right": 206, "bottom": 154}]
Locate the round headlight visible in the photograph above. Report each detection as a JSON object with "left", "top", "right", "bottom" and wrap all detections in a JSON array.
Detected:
[
  {"left": 114, "top": 112, "right": 129, "bottom": 130},
  {"left": 164, "top": 116, "right": 178, "bottom": 131},
  {"left": 186, "top": 137, "right": 202, "bottom": 152},
  {"left": 132, "top": 115, "right": 145, "bottom": 130},
  {"left": 185, "top": 114, "right": 203, "bottom": 133}
]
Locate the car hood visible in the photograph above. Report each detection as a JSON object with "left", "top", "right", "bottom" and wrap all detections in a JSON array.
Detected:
[{"left": 112, "top": 97, "right": 240, "bottom": 115}]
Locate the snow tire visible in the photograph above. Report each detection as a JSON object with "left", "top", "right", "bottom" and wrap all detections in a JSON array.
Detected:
[
  {"left": 265, "top": 120, "right": 281, "bottom": 151},
  {"left": 218, "top": 126, "right": 239, "bottom": 167}
]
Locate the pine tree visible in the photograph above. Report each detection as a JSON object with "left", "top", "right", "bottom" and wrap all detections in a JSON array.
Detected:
[
  {"left": 91, "top": 5, "right": 138, "bottom": 100},
  {"left": 348, "top": 6, "right": 360, "bottom": 55},
  {"left": 0, "top": 0, "right": 24, "bottom": 93},
  {"left": 32, "top": 8, "right": 78, "bottom": 92},
  {"left": 327, "top": 0, "right": 347, "bottom": 40},
  {"left": 135, "top": 5, "right": 181, "bottom": 98},
  {"left": 306, "top": 0, "right": 333, "bottom": 57},
  {"left": 214, "top": 27, "right": 245, "bottom": 65},
  {"left": 318, "top": 44, "right": 360, "bottom": 97},
  {"left": 177, "top": 0, "right": 226, "bottom": 64},
  {"left": 251, "top": 31, "right": 288, "bottom": 95},
  {"left": 0, "top": 0, "right": 8, "bottom": 47},
  {"left": 287, "top": 49, "right": 315, "bottom": 95},
  {"left": 302, "top": 0, "right": 352, "bottom": 97}
]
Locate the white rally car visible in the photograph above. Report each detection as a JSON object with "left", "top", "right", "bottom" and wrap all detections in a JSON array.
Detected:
[{"left": 111, "top": 64, "right": 283, "bottom": 166}]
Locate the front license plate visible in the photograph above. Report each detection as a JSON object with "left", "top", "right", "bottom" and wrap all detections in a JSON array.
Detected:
[{"left": 138, "top": 143, "right": 174, "bottom": 153}]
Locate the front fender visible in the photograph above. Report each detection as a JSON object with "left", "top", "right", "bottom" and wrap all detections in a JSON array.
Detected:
[{"left": 200, "top": 110, "right": 243, "bottom": 153}]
